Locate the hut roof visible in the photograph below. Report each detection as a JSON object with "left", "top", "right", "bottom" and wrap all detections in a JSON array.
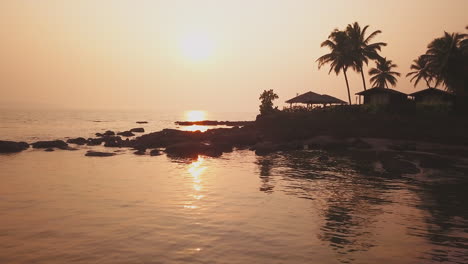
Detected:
[
  {"left": 408, "top": 87, "right": 454, "bottom": 97},
  {"left": 356, "top": 87, "right": 407, "bottom": 96},
  {"left": 285, "top": 91, "right": 347, "bottom": 104}
]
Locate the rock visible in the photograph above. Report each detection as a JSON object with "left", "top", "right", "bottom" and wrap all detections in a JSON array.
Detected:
[
  {"left": 318, "top": 155, "right": 329, "bottom": 162},
  {"left": 85, "top": 151, "right": 116, "bottom": 157},
  {"left": 382, "top": 158, "right": 420, "bottom": 175},
  {"left": 0, "top": 141, "right": 29, "bottom": 153},
  {"left": 117, "top": 131, "right": 135, "bottom": 137},
  {"left": 136, "top": 121, "right": 148, "bottom": 124},
  {"left": 103, "top": 136, "right": 123, "bottom": 147},
  {"left": 254, "top": 142, "right": 276, "bottom": 156},
  {"left": 87, "top": 138, "right": 103, "bottom": 146},
  {"left": 134, "top": 150, "right": 146, "bottom": 155},
  {"left": 95, "top": 133, "right": 104, "bottom": 137},
  {"left": 45, "top": 148, "right": 55, "bottom": 152},
  {"left": 150, "top": 149, "right": 162, "bottom": 156},
  {"left": 165, "top": 141, "right": 209, "bottom": 158},
  {"left": 67, "top": 137, "right": 87, "bottom": 145},
  {"left": 96, "top": 130, "right": 115, "bottom": 137},
  {"left": 130, "top": 127, "right": 145, "bottom": 133},
  {"left": 31, "top": 140, "right": 68, "bottom": 149}
]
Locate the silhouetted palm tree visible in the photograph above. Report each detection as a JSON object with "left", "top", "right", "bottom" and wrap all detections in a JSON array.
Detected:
[
  {"left": 406, "top": 56, "right": 433, "bottom": 87},
  {"left": 317, "top": 30, "right": 354, "bottom": 104},
  {"left": 345, "top": 22, "right": 387, "bottom": 91},
  {"left": 424, "top": 32, "right": 467, "bottom": 94},
  {"left": 368, "top": 58, "right": 400, "bottom": 88}
]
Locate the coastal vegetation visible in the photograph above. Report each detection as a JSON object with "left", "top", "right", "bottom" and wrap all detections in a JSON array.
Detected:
[{"left": 368, "top": 58, "right": 400, "bottom": 88}]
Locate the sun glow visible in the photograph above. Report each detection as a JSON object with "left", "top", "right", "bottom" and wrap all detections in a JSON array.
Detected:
[
  {"left": 185, "top": 110, "right": 206, "bottom": 122},
  {"left": 179, "top": 32, "right": 216, "bottom": 61}
]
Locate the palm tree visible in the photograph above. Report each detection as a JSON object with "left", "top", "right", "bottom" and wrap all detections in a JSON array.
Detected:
[
  {"left": 368, "top": 58, "right": 400, "bottom": 88},
  {"left": 317, "top": 30, "right": 354, "bottom": 104},
  {"left": 406, "top": 56, "right": 433, "bottom": 87},
  {"left": 345, "top": 22, "right": 387, "bottom": 91},
  {"left": 424, "top": 32, "right": 467, "bottom": 94}
]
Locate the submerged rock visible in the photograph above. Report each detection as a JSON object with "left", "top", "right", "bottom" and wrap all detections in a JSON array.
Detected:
[
  {"left": 0, "top": 141, "right": 29, "bottom": 153},
  {"left": 136, "top": 121, "right": 148, "bottom": 124},
  {"left": 85, "top": 151, "right": 116, "bottom": 157},
  {"left": 130, "top": 128, "right": 145, "bottom": 133},
  {"left": 67, "top": 137, "right": 87, "bottom": 145},
  {"left": 31, "top": 140, "right": 68, "bottom": 149}
]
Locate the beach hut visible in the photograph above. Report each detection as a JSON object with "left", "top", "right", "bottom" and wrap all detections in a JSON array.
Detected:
[
  {"left": 408, "top": 88, "right": 455, "bottom": 105},
  {"left": 356, "top": 87, "right": 408, "bottom": 105},
  {"left": 285, "top": 91, "right": 347, "bottom": 107}
]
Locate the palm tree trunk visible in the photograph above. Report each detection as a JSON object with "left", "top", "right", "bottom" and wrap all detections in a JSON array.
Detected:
[
  {"left": 343, "top": 67, "right": 352, "bottom": 104},
  {"left": 360, "top": 67, "right": 367, "bottom": 91}
]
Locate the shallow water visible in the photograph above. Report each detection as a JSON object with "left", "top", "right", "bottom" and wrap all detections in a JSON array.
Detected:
[
  {"left": 0, "top": 109, "right": 467, "bottom": 263},
  {"left": 1, "top": 148, "right": 467, "bottom": 264}
]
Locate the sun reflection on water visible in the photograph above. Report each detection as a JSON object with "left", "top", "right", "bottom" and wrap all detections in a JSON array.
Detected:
[{"left": 184, "top": 156, "right": 207, "bottom": 210}]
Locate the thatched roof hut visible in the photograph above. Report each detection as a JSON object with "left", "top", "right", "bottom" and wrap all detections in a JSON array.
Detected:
[
  {"left": 408, "top": 88, "right": 455, "bottom": 105},
  {"left": 356, "top": 87, "right": 408, "bottom": 105},
  {"left": 285, "top": 91, "right": 347, "bottom": 106}
]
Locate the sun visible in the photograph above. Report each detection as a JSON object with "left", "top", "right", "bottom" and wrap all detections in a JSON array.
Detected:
[
  {"left": 179, "top": 32, "right": 215, "bottom": 61},
  {"left": 185, "top": 110, "right": 206, "bottom": 122}
]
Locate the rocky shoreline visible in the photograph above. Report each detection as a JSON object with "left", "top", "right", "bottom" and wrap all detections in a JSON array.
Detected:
[{"left": 2, "top": 114, "right": 468, "bottom": 176}]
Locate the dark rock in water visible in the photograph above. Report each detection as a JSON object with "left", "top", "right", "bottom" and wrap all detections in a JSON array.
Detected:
[
  {"left": 103, "top": 136, "right": 123, "bottom": 147},
  {"left": 136, "top": 121, "right": 148, "bottom": 124},
  {"left": 211, "top": 142, "right": 234, "bottom": 153},
  {"left": 85, "top": 151, "right": 116, "bottom": 157},
  {"left": 254, "top": 142, "right": 276, "bottom": 156},
  {"left": 87, "top": 138, "right": 103, "bottom": 146},
  {"left": 32, "top": 140, "right": 68, "bottom": 149},
  {"left": 165, "top": 141, "right": 210, "bottom": 158},
  {"left": 117, "top": 131, "right": 135, "bottom": 137},
  {"left": 130, "top": 127, "right": 145, "bottom": 133},
  {"left": 67, "top": 137, "right": 87, "bottom": 145},
  {"left": 134, "top": 150, "right": 146, "bottom": 155},
  {"left": 95, "top": 133, "right": 104, "bottom": 137},
  {"left": 150, "top": 149, "right": 162, "bottom": 156},
  {"left": 382, "top": 158, "right": 420, "bottom": 175},
  {"left": 45, "top": 148, "right": 55, "bottom": 152},
  {"left": 96, "top": 130, "right": 115, "bottom": 137},
  {"left": 0, "top": 141, "right": 29, "bottom": 153},
  {"left": 318, "top": 155, "right": 329, "bottom": 162}
]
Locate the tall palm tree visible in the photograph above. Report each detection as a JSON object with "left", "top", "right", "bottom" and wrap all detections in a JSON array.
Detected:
[
  {"left": 424, "top": 32, "right": 467, "bottom": 94},
  {"left": 368, "top": 58, "right": 400, "bottom": 88},
  {"left": 406, "top": 56, "right": 433, "bottom": 87},
  {"left": 345, "top": 22, "right": 387, "bottom": 91},
  {"left": 317, "top": 30, "right": 354, "bottom": 104}
]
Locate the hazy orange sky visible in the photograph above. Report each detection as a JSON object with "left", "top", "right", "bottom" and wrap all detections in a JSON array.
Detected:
[{"left": 0, "top": 0, "right": 466, "bottom": 112}]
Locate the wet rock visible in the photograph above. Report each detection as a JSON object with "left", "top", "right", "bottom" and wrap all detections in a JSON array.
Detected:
[
  {"left": 117, "top": 131, "right": 135, "bottom": 137},
  {"left": 382, "top": 158, "right": 420, "bottom": 175},
  {"left": 136, "top": 121, "right": 148, "bottom": 124},
  {"left": 45, "top": 148, "right": 55, "bottom": 152},
  {"left": 96, "top": 130, "right": 115, "bottom": 137},
  {"left": 134, "top": 150, "right": 146, "bottom": 155},
  {"left": 150, "top": 149, "right": 162, "bottom": 156},
  {"left": 87, "top": 138, "right": 103, "bottom": 146},
  {"left": 0, "top": 141, "right": 29, "bottom": 153},
  {"left": 95, "top": 133, "right": 104, "bottom": 137},
  {"left": 67, "top": 137, "right": 87, "bottom": 145},
  {"left": 130, "top": 128, "right": 145, "bottom": 133},
  {"left": 103, "top": 136, "right": 123, "bottom": 148},
  {"left": 31, "top": 140, "right": 68, "bottom": 149},
  {"left": 85, "top": 151, "right": 116, "bottom": 157},
  {"left": 254, "top": 142, "right": 276, "bottom": 156},
  {"left": 165, "top": 141, "right": 209, "bottom": 158}
]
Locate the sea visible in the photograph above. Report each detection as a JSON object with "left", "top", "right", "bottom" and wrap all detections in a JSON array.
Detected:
[{"left": 0, "top": 108, "right": 467, "bottom": 264}]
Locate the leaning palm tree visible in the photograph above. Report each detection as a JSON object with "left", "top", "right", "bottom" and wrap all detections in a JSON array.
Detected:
[
  {"left": 424, "top": 32, "right": 467, "bottom": 94},
  {"left": 368, "top": 58, "right": 400, "bottom": 88},
  {"left": 317, "top": 30, "right": 354, "bottom": 104},
  {"left": 406, "top": 56, "right": 433, "bottom": 87},
  {"left": 345, "top": 22, "right": 387, "bottom": 91}
]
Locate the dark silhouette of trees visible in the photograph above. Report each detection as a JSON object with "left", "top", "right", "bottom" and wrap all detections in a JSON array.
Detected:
[
  {"left": 317, "top": 30, "right": 354, "bottom": 104},
  {"left": 406, "top": 56, "right": 434, "bottom": 87},
  {"left": 259, "top": 89, "right": 279, "bottom": 115},
  {"left": 345, "top": 22, "right": 387, "bottom": 91},
  {"left": 368, "top": 58, "right": 400, "bottom": 88}
]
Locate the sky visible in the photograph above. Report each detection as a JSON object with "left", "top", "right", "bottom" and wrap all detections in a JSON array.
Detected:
[{"left": 0, "top": 0, "right": 467, "bottom": 112}]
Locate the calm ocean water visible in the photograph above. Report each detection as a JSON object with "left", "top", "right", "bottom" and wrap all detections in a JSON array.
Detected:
[{"left": 0, "top": 109, "right": 467, "bottom": 263}]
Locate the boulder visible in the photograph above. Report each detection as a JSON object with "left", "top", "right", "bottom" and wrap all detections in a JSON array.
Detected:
[
  {"left": 96, "top": 130, "right": 115, "bottom": 137},
  {"left": 165, "top": 141, "right": 209, "bottom": 158},
  {"left": 253, "top": 142, "right": 276, "bottom": 156},
  {"left": 67, "top": 137, "right": 87, "bottom": 145},
  {"left": 103, "top": 136, "right": 123, "bottom": 147},
  {"left": 31, "top": 140, "right": 68, "bottom": 149},
  {"left": 134, "top": 150, "right": 146, "bottom": 155},
  {"left": 130, "top": 127, "right": 145, "bottom": 133},
  {"left": 382, "top": 158, "right": 420, "bottom": 175},
  {"left": 150, "top": 149, "right": 162, "bottom": 156},
  {"left": 117, "top": 131, "right": 135, "bottom": 137},
  {"left": 85, "top": 151, "right": 116, "bottom": 157},
  {"left": 0, "top": 141, "right": 29, "bottom": 153},
  {"left": 87, "top": 138, "right": 103, "bottom": 146}
]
